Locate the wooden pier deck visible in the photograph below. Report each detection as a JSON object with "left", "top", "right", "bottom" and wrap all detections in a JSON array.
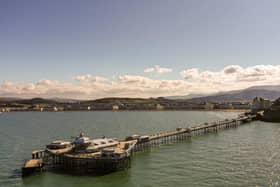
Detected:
[
  {"left": 133, "top": 114, "right": 256, "bottom": 151},
  {"left": 23, "top": 158, "right": 43, "bottom": 168},
  {"left": 46, "top": 146, "right": 73, "bottom": 155},
  {"left": 22, "top": 158, "right": 43, "bottom": 177}
]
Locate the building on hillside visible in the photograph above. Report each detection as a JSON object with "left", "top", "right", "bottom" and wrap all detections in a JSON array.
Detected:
[
  {"left": 156, "top": 104, "right": 164, "bottom": 110},
  {"left": 215, "top": 103, "right": 233, "bottom": 109},
  {"left": 112, "top": 105, "right": 119, "bottom": 110},
  {"left": 204, "top": 102, "right": 215, "bottom": 110},
  {"left": 231, "top": 102, "right": 251, "bottom": 110},
  {"left": 251, "top": 97, "right": 272, "bottom": 112}
]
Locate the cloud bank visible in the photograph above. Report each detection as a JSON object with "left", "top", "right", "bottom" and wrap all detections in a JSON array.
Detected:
[
  {"left": 180, "top": 65, "right": 280, "bottom": 90},
  {"left": 1, "top": 65, "right": 280, "bottom": 99}
]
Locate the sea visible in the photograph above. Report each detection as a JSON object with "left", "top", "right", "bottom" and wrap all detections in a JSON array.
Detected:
[{"left": 0, "top": 111, "right": 280, "bottom": 187}]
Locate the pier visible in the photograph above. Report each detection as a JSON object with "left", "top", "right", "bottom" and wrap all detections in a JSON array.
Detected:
[
  {"left": 22, "top": 150, "right": 45, "bottom": 177},
  {"left": 132, "top": 113, "right": 256, "bottom": 152},
  {"left": 22, "top": 113, "right": 257, "bottom": 177}
]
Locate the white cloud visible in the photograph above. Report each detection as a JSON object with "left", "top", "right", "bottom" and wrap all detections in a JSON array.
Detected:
[
  {"left": 143, "top": 67, "right": 155, "bottom": 73},
  {"left": 223, "top": 65, "right": 243, "bottom": 74},
  {"left": 180, "top": 68, "right": 200, "bottom": 79},
  {"left": 1, "top": 65, "right": 280, "bottom": 99},
  {"left": 74, "top": 75, "right": 108, "bottom": 83},
  {"left": 181, "top": 64, "right": 280, "bottom": 91},
  {"left": 144, "top": 65, "right": 173, "bottom": 74},
  {"left": 155, "top": 65, "right": 173, "bottom": 74},
  {"left": 74, "top": 74, "right": 92, "bottom": 82},
  {"left": 0, "top": 75, "right": 192, "bottom": 99}
]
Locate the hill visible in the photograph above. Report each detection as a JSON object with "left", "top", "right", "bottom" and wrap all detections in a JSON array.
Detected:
[{"left": 185, "top": 85, "right": 280, "bottom": 102}]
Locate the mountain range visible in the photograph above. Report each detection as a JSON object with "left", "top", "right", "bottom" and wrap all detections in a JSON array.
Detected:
[
  {"left": 1, "top": 85, "right": 280, "bottom": 103},
  {"left": 181, "top": 85, "right": 280, "bottom": 102}
]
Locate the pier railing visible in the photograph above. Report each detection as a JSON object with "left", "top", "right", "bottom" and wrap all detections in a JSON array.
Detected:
[{"left": 133, "top": 114, "right": 256, "bottom": 152}]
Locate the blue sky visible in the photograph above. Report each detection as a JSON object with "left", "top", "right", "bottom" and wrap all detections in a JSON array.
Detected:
[{"left": 1, "top": 0, "right": 280, "bottom": 98}]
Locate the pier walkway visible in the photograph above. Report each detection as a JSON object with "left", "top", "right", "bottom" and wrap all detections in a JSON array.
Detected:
[{"left": 133, "top": 113, "right": 256, "bottom": 151}]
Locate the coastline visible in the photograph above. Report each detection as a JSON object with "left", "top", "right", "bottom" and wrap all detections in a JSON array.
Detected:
[{"left": 0, "top": 109, "right": 249, "bottom": 113}]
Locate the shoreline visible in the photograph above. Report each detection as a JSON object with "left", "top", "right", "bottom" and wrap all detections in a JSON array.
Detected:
[{"left": 0, "top": 109, "right": 249, "bottom": 113}]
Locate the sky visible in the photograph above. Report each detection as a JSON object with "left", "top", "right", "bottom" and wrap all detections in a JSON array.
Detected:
[{"left": 1, "top": 0, "right": 280, "bottom": 99}]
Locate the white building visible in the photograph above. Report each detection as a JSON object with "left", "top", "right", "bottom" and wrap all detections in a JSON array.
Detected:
[
  {"left": 156, "top": 104, "right": 164, "bottom": 110},
  {"left": 112, "top": 105, "right": 119, "bottom": 110},
  {"left": 251, "top": 97, "right": 271, "bottom": 111}
]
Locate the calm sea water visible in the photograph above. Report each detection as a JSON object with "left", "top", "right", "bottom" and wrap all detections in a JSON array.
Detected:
[{"left": 0, "top": 111, "right": 280, "bottom": 187}]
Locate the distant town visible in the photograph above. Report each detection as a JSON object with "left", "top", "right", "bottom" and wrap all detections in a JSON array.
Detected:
[
  {"left": 2, "top": 84, "right": 280, "bottom": 113},
  {"left": 0, "top": 96, "right": 273, "bottom": 113}
]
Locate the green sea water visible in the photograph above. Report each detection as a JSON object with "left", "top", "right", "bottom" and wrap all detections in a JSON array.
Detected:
[{"left": 0, "top": 111, "right": 280, "bottom": 187}]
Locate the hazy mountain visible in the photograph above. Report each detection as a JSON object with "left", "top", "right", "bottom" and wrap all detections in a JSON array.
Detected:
[
  {"left": 1, "top": 85, "right": 280, "bottom": 104},
  {"left": 247, "top": 85, "right": 280, "bottom": 91},
  {"left": 0, "top": 97, "right": 23, "bottom": 103},
  {"left": 188, "top": 85, "right": 280, "bottom": 102},
  {"left": 0, "top": 97, "right": 82, "bottom": 104},
  {"left": 15, "top": 98, "right": 58, "bottom": 105},
  {"left": 49, "top": 97, "right": 81, "bottom": 103},
  {"left": 165, "top": 94, "right": 208, "bottom": 100}
]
